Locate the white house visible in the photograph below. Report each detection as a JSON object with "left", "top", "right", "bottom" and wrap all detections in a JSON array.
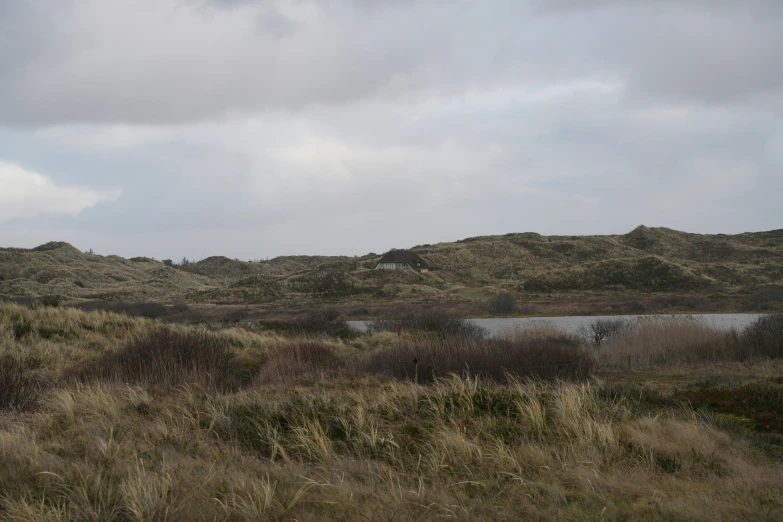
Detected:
[{"left": 374, "top": 250, "right": 430, "bottom": 272}]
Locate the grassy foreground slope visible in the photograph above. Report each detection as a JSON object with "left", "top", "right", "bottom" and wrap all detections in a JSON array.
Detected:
[
  {"left": 1, "top": 226, "right": 782, "bottom": 308},
  {"left": 1, "top": 304, "right": 783, "bottom": 521}
]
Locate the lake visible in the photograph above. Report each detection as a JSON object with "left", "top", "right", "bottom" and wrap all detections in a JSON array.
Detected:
[{"left": 348, "top": 313, "right": 764, "bottom": 337}]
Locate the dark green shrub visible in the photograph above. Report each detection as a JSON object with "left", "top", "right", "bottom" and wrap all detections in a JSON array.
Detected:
[
  {"left": 12, "top": 319, "right": 34, "bottom": 340},
  {"left": 367, "top": 310, "right": 486, "bottom": 339},
  {"left": 740, "top": 314, "right": 783, "bottom": 359},
  {"left": 486, "top": 292, "right": 517, "bottom": 315},
  {"left": 744, "top": 286, "right": 783, "bottom": 311},
  {"left": 38, "top": 295, "right": 61, "bottom": 308}
]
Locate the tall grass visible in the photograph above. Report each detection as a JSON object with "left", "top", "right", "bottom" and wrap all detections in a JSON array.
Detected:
[
  {"left": 597, "top": 314, "right": 783, "bottom": 369},
  {"left": 0, "top": 356, "right": 39, "bottom": 412},
  {"left": 598, "top": 316, "right": 734, "bottom": 369},
  {"left": 67, "top": 328, "right": 242, "bottom": 391},
  {"left": 1, "top": 304, "right": 783, "bottom": 520}
]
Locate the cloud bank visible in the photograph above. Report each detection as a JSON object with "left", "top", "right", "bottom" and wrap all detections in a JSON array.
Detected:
[{"left": 0, "top": 0, "right": 780, "bottom": 259}]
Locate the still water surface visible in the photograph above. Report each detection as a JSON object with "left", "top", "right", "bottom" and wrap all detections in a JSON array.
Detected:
[{"left": 348, "top": 314, "right": 763, "bottom": 337}]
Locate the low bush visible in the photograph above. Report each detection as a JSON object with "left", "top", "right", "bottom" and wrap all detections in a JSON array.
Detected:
[
  {"left": 38, "top": 295, "right": 61, "bottom": 308},
  {"left": 262, "top": 311, "right": 356, "bottom": 338},
  {"left": 366, "top": 309, "right": 486, "bottom": 339},
  {"left": 744, "top": 287, "right": 783, "bottom": 311},
  {"left": 67, "top": 328, "right": 241, "bottom": 390},
  {"left": 486, "top": 292, "right": 516, "bottom": 315},
  {"left": 362, "top": 336, "right": 592, "bottom": 383},
  {"left": 0, "top": 356, "right": 39, "bottom": 412},
  {"left": 578, "top": 318, "right": 635, "bottom": 347},
  {"left": 739, "top": 314, "right": 783, "bottom": 359}
]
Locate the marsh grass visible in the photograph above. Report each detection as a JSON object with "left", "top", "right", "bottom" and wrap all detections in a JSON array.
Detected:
[{"left": 597, "top": 314, "right": 783, "bottom": 370}]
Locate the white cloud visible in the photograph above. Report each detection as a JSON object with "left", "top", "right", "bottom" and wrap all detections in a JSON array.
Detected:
[{"left": 0, "top": 161, "right": 121, "bottom": 224}]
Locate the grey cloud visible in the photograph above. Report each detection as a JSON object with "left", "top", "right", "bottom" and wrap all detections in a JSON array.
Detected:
[
  {"left": 0, "top": 0, "right": 781, "bottom": 259},
  {"left": 2, "top": 0, "right": 779, "bottom": 127}
]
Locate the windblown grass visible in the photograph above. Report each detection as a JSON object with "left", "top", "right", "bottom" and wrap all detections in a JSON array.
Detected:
[{"left": 1, "top": 304, "right": 783, "bottom": 520}]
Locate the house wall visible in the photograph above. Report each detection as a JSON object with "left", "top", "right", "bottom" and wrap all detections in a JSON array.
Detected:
[
  {"left": 376, "top": 263, "right": 412, "bottom": 269},
  {"left": 375, "top": 262, "right": 428, "bottom": 272}
]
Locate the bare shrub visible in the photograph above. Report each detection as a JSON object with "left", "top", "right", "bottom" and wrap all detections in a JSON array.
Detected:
[
  {"left": 67, "top": 328, "right": 241, "bottom": 390},
  {"left": 0, "top": 356, "right": 39, "bottom": 412},
  {"left": 254, "top": 341, "right": 346, "bottom": 384},
  {"left": 262, "top": 310, "right": 355, "bottom": 338},
  {"left": 577, "top": 318, "right": 635, "bottom": 347},
  {"left": 362, "top": 336, "right": 592, "bottom": 383}
]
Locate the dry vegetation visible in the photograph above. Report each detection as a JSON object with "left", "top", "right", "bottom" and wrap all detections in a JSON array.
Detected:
[
  {"left": 2, "top": 227, "right": 782, "bottom": 314},
  {"left": 1, "top": 303, "right": 783, "bottom": 520}
]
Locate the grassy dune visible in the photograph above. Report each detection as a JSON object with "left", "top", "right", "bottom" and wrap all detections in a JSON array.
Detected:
[
  {"left": 2, "top": 227, "right": 782, "bottom": 312},
  {"left": 1, "top": 304, "right": 783, "bottom": 520}
]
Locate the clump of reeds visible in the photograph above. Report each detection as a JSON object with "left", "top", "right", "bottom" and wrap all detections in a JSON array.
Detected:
[
  {"left": 597, "top": 316, "right": 731, "bottom": 369},
  {"left": 576, "top": 317, "right": 635, "bottom": 346},
  {"left": 596, "top": 314, "right": 783, "bottom": 370}
]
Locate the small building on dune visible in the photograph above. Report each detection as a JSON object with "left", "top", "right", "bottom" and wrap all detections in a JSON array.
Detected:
[{"left": 375, "top": 250, "right": 430, "bottom": 272}]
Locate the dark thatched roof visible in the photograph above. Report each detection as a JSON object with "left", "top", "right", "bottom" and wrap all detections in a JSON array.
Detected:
[{"left": 376, "top": 250, "right": 430, "bottom": 269}]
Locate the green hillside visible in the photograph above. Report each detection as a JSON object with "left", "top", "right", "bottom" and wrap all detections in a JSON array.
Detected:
[{"left": 1, "top": 227, "right": 782, "bottom": 308}]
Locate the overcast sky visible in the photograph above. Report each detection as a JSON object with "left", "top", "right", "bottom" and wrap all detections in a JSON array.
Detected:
[{"left": 1, "top": 0, "right": 781, "bottom": 260}]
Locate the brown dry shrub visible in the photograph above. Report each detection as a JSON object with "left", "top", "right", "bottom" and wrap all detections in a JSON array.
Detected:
[
  {"left": 362, "top": 335, "right": 593, "bottom": 383},
  {"left": 66, "top": 328, "right": 242, "bottom": 391}
]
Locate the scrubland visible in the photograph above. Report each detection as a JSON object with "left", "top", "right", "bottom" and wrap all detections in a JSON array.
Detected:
[
  {"left": 1, "top": 303, "right": 783, "bottom": 521},
  {"left": 3, "top": 226, "right": 783, "bottom": 314}
]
